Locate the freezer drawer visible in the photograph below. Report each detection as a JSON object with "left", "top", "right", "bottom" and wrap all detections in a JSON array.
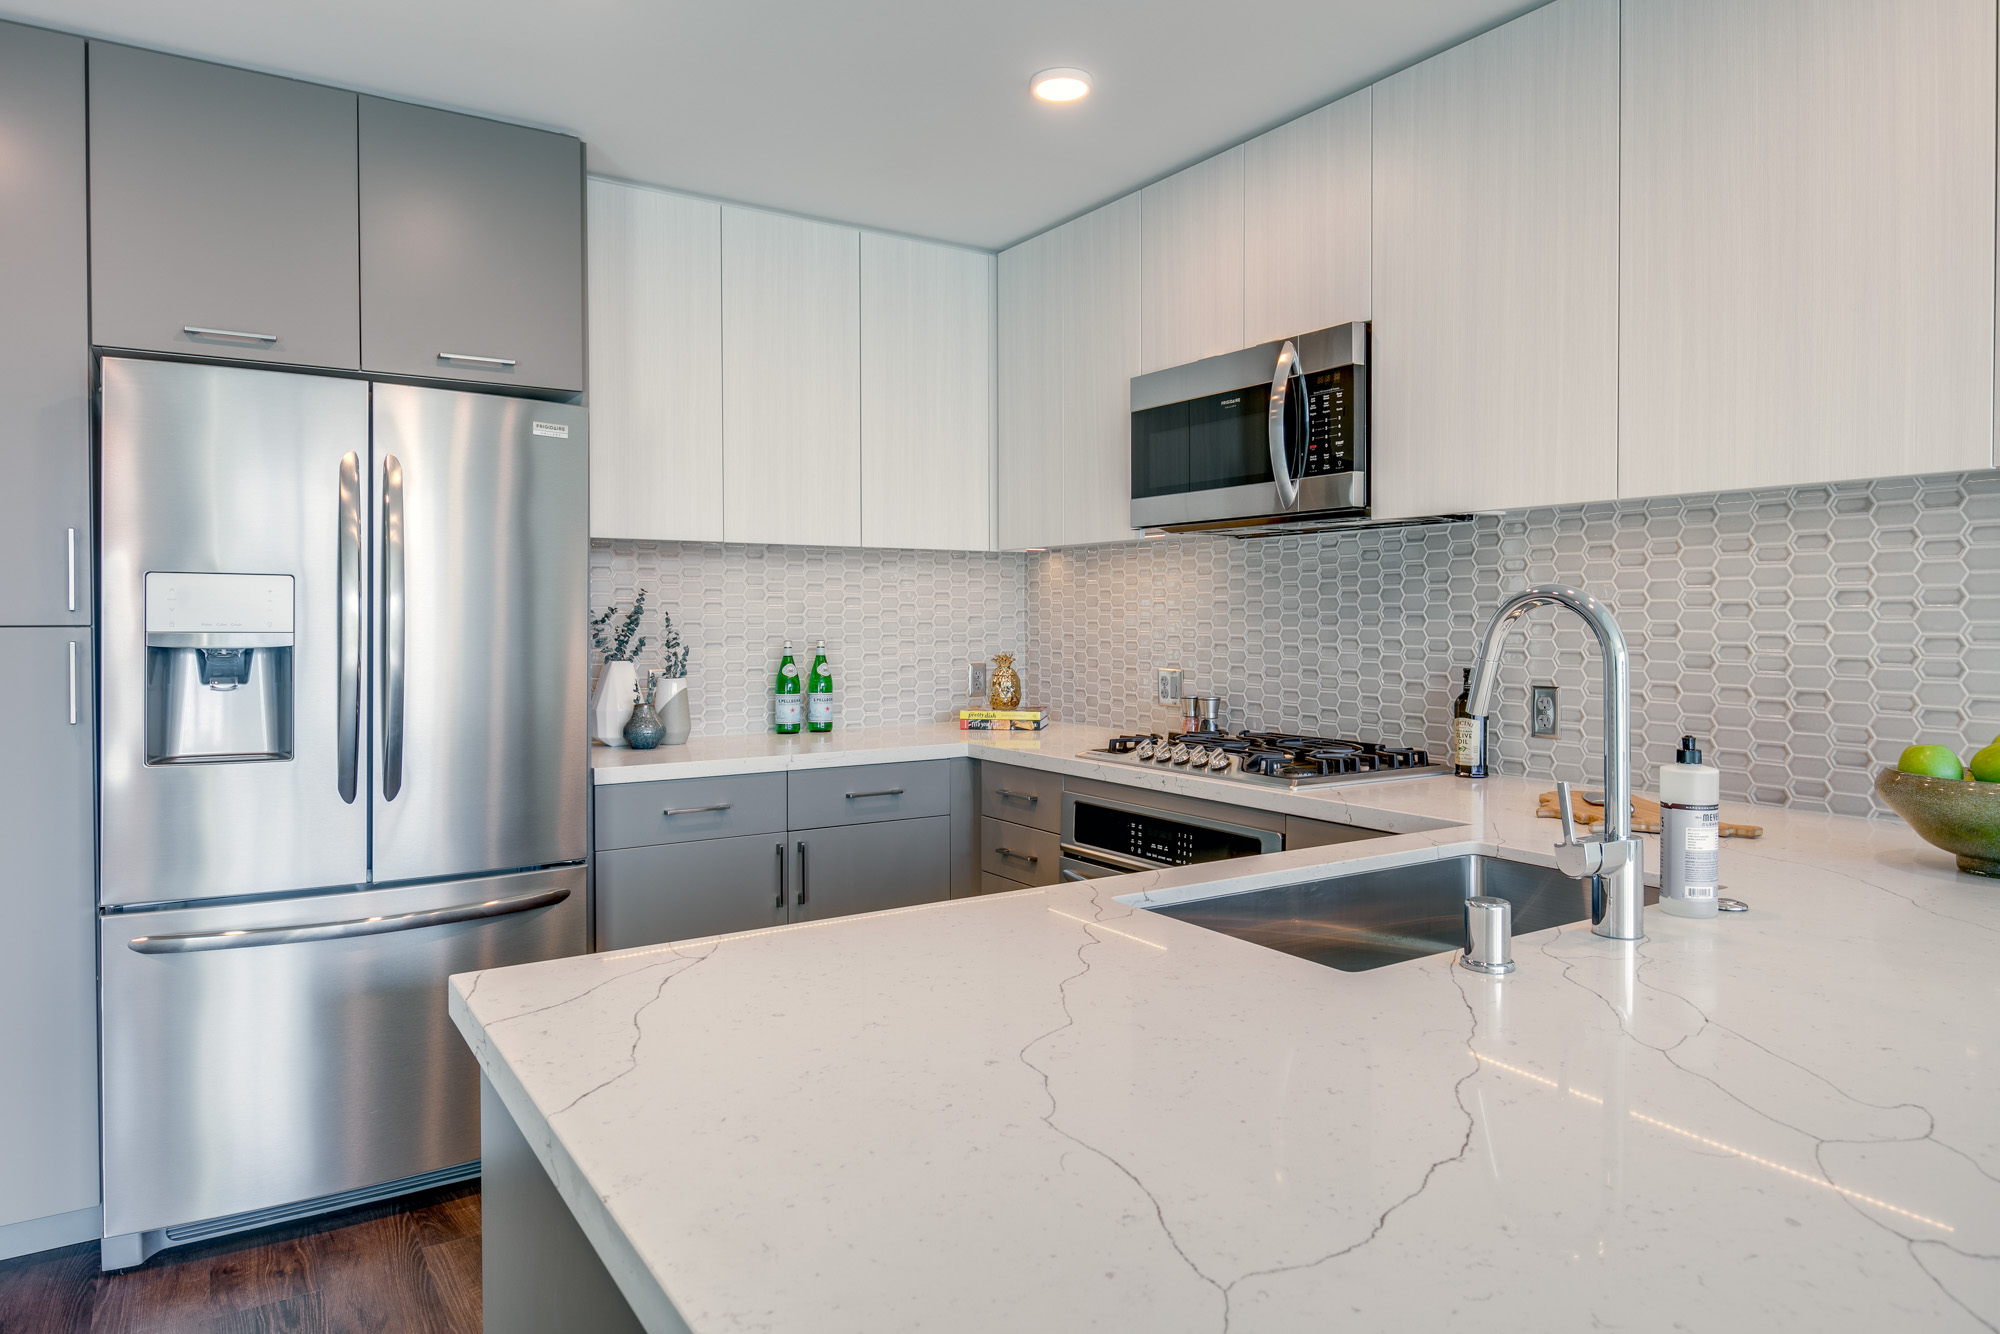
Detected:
[{"left": 100, "top": 865, "right": 584, "bottom": 1242}]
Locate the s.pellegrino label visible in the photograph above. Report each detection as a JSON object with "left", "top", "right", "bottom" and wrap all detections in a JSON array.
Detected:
[{"left": 774, "top": 642, "right": 803, "bottom": 734}]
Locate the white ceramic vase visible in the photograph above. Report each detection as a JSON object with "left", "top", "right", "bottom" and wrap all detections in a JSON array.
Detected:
[
  {"left": 654, "top": 677, "right": 692, "bottom": 746},
  {"left": 591, "top": 660, "right": 638, "bottom": 747}
]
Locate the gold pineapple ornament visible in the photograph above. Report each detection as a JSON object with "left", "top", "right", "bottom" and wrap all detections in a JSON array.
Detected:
[{"left": 989, "top": 654, "right": 1022, "bottom": 709}]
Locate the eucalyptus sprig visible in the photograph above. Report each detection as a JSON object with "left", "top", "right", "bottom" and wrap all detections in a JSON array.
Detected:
[
  {"left": 657, "top": 609, "right": 689, "bottom": 678},
  {"left": 590, "top": 589, "right": 649, "bottom": 663}
]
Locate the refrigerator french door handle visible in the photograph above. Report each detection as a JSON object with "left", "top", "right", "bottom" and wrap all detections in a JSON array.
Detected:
[
  {"left": 1266, "top": 340, "right": 1303, "bottom": 509},
  {"left": 381, "top": 453, "right": 406, "bottom": 801},
  {"left": 337, "top": 452, "right": 363, "bottom": 803},
  {"left": 124, "top": 886, "right": 571, "bottom": 954}
]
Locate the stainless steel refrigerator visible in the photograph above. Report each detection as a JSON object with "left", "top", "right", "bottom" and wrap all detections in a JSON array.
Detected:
[{"left": 95, "top": 357, "right": 589, "bottom": 1268}]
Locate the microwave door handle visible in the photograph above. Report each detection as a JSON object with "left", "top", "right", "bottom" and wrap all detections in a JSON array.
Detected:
[{"left": 1267, "top": 340, "right": 1303, "bottom": 509}]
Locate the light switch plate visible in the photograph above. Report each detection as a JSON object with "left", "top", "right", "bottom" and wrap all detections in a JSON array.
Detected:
[
  {"left": 1531, "top": 685, "right": 1559, "bottom": 738},
  {"left": 1156, "top": 667, "right": 1184, "bottom": 704}
]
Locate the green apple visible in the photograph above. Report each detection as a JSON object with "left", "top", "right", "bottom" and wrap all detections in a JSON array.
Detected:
[
  {"left": 1899, "top": 745, "right": 1965, "bottom": 780},
  {"left": 1970, "top": 744, "right": 2000, "bottom": 784}
]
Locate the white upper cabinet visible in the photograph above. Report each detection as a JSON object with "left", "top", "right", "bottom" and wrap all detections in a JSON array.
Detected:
[
  {"left": 1370, "top": 0, "right": 1619, "bottom": 521},
  {"left": 586, "top": 180, "right": 723, "bottom": 542},
  {"left": 1140, "top": 146, "right": 1245, "bottom": 374},
  {"left": 998, "top": 194, "right": 1143, "bottom": 549},
  {"left": 721, "top": 206, "right": 862, "bottom": 547},
  {"left": 1619, "top": 0, "right": 1996, "bottom": 498},
  {"left": 859, "top": 233, "right": 994, "bottom": 551},
  {"left": 1244, "top": 89, "right": 1372, "bottom": 345}
]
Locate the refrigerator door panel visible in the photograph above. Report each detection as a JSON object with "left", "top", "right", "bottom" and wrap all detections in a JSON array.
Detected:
[
  {"left": 100, "top": 865, "right": 585, "bottom": 1238},
  {"left": 99, "top": 357, "right": 369, "bottom": 906},
  {"left": 370, "top": 385, "right": 588, "bottom": 882}
]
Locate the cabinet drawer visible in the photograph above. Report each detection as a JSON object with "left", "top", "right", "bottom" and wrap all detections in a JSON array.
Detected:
[
  {"left": 981, "top": 870, "right": 1032, "bottom": 896},
  {"left": 979, "top": 763, "right": 1061, "bottom": 831},
  {"left": 787, "top": 761, "right": 950, "bottom": 830},
  {"left": 595, "top": 834, "right": 787, "bottom": 951},
  {"left": 593, "top": 773, "right": 786, "bottom": 851},
  {"left": 980, "top": 816, "right": 1061, "bottom": 887}
]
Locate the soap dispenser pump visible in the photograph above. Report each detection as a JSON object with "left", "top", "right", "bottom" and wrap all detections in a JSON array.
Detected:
[{"left": 1658, "top": 735, "right": 1721, "bottom": 918}]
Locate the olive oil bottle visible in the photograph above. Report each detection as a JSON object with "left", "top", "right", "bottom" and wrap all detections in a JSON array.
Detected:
[{"left": 1451, "top": 668, "right": 1488, "bottom": 778}]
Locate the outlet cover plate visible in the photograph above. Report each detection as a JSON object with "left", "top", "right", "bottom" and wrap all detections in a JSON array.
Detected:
[
  {"left": 1530, "top": 685, "right": 1559, "bottom": 738},
  {"left": 1157, "top": 667, "right": 1184, "bottom": 704},
  {"left": 969, "top": 662, "right": 987, "bottom": 694}
]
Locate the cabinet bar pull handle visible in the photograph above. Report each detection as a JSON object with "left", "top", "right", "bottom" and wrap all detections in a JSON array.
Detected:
[
  {"left": 66, "top": 527, "right": 76, "bottom": 612},
  {"left": 796, "top": 841, "right": 809, "bottom": 905},
  {"left": 336, "top": 453, "right": 362, "bottom": 804},
  {"left": 381, "top": 454, "right": 406, "bottom": 801},
  {"left": 663, "top": 802, "right": 732, "bottom": 816},
  {"left": 1060, "top": 870, "right": 1087, "bottom": 882},
  {"left": 67, "top": 640, "right": 78, "bottom": 725},
  {"left": 844, "top": 788, "right": 904, "bottom": 799},
  {"left": 437, "top": 352, "right": 517, "bottom": 368},
  {"left": 184, "top": 325, "right": 278, "bottom": 343},
  {"left": 995, "top": 788, "right": 1038, "bottom": 804},
  {"left": 775, "top": 842, "right": 787, "bottom": 909},
  {"left": 995, "top": 847, "right": 1038, "bottom": 864}
]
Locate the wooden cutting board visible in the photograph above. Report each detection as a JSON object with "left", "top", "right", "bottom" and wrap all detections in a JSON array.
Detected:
[{"left": 1536, "top": 790, "right": 1763, "bottom": 838}]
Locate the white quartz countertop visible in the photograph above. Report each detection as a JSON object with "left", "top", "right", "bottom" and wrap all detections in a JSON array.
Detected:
[{"left": 453, "top": 768, "right": 2000, "bottom": 1332}]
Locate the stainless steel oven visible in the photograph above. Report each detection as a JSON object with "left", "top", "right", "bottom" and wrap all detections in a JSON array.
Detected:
[
  {"left": 1130, "top": 321, "right": 1367, "bottom": 533},
  {"left": 1058, "top": 790, "right": 1283, "bottom": 881}
]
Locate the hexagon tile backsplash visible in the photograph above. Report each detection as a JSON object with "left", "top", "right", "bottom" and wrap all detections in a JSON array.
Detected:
[
  {"left": 1024, "top": 471, "right": 2000, "bottom": 817},
  {"left": 589, "top": 540, "right": 1028, "bottom": 736},
  {"left": 593, "top": 470, "right": 1999, "bottom": 818}
]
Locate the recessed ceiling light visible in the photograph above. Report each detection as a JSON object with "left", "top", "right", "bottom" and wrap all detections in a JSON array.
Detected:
[{"left": 1030, "top": 68, "right": 1092, "bottom": 103}]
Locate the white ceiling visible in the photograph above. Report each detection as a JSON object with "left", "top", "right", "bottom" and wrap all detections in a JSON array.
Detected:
[{"left": 3, "top": 0, "right": 1542, "bottom": 251}]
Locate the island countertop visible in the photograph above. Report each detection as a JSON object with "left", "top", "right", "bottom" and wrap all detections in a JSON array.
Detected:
[{"left": 451, "top": 772, "right": 2000, "bottom": 1332}]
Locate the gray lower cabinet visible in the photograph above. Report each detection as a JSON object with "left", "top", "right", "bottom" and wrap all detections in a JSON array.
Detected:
[
  {"left": 0, "top": 629, "right": 98, "bottom": 1258},
  {"left": 87, "top": 42, "right": 361, "bottom": 369},
  {"left": 792, "top": 817, "right": 951, "bottom": 923},
  {"left": 359, "top": 96, "right": 585, "bottom": 392},
  {"left": 0, "top": 21, "right": 89, "bottom": 628},
  {"left": 593, "top": 833, "right": 788, "bottom": 953}
]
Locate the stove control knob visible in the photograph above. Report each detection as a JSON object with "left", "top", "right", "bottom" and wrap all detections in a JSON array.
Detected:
[
  {"left": 1169, "top": 743, "right": 1193, "bottom": 766},
  {"left": 1155, "top": 745, "right": 1177, "bottom": 764},
  {"left": 1134, "top": 739, "right": 1156, "bottom": 760},
  {"left": 1208, "top": 752, "right": 1234, "bottom": 773},
  {"left": 1185, "top": 745, "right": 1209, "bottom": 767}
]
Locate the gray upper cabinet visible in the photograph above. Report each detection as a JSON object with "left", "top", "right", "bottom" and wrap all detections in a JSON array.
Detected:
[
  {"left": 0, "top": 22, "right": 89, "bottom": 627},
  {"left": 87, "top": 43, "right": 360, "bottom": 370},
  {"left": 359, "top": 97, "right": 585, "bottom": 392},
  {"left": 0, "top": 628, "right": 99, "bottom": 1244}
]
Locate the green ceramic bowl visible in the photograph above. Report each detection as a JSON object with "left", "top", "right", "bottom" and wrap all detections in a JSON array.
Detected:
[{"left": 1875, "top": 767, "right": 2000, "bottom": 877}]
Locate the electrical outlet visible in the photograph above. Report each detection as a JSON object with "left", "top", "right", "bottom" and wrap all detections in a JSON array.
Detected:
[
  {"left": 969, "top": 662, "right": 987, "bottom": 695},
  {"left": 1531, "top": 685, "right": 1559, "bottom": 738},
  {"left": 1156, "top": 667, "right": 1184, "bottom": 705}
]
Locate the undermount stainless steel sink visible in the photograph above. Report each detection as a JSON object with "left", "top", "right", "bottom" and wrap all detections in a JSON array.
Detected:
[{"left": 1144, "top": 855, "right": 1658, "bottom": 973}]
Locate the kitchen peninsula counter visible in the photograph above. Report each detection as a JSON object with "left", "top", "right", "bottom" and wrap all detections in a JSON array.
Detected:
[{"left": 453, "top": 770, "right": 2000, "bottom": 1331}]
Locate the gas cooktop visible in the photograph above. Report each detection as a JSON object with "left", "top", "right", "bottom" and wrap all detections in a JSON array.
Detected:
[{"left": 1080, "top": 729, "right": 1446, "bottom": 790}]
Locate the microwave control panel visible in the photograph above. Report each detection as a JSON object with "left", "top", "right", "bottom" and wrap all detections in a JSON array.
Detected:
[{"left": 1301, "top": 365, "right": 1358, "bottom": 476}]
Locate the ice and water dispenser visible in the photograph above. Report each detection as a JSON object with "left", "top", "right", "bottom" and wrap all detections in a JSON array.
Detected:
[{"left": 144, "top": 572, "right": 295, "bottom": 763}]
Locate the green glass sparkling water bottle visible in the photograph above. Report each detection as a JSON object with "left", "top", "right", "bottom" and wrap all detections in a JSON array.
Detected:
[
  {"left": 806, "top": 640, "right": 833, "bottom": 733},
  {"left": 774, "top": 641, "right": 802, "bottom": 734}
]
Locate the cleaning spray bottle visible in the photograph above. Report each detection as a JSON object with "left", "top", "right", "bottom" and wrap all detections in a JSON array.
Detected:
[{"left": 1658, "top": 735, "right": 1721, "bottom": 918}]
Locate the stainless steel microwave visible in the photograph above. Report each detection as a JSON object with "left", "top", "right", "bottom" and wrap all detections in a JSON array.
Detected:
[{"left": 1130, "top": 321, "right": 1367, "bottom": 533}]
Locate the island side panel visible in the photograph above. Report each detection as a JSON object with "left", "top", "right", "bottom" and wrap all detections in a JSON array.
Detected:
[{"left": 480, "top": 1074, "right": 658, "bottom": 1334}]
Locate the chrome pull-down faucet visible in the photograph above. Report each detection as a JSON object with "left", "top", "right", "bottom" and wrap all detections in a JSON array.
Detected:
[{"left": 1466, "top": 584, "right": 1645, "bottom": 941}]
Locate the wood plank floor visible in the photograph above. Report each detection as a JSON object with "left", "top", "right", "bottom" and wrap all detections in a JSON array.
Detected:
[{"left": 0, "top": 1182, "right": 480, "bottom": 1334}]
